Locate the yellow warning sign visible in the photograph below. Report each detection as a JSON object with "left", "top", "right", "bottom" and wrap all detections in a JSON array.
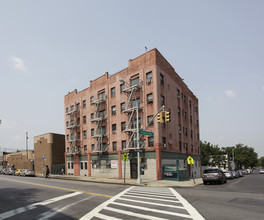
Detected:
[
  {"left": 123, "top": 153, "right": 128, "bottom": 161},
  {"left": 187, "top": 156, "right": 194, "bottom": 165}
]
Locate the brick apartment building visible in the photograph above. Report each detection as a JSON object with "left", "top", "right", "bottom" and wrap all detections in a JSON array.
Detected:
[{"left": 64, "top": 48, "right": 200, "bottom": 180}]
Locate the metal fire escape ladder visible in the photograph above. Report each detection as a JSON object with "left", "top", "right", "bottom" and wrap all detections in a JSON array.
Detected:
[
  {"left": 122, "top": 82, "right": 142, "bottom": 150},
  {"left": 66, "top": 103, "right": 80, "bottom": 155},
  {"left": 91, "top": 96, "right": 108, "bottom": 153}
]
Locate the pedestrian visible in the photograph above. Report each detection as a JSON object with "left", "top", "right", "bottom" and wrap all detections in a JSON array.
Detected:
[{"left": 45, "top": 165, "right": 50, "bottom": 178}]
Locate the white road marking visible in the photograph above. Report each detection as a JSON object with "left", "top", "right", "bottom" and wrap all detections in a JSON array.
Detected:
[
  {"left": 38, "top": 196, "right": 90, "bottom": 220},
  {"left": 170, "top": 188, "right": 205, "bottom": 220},
  {"left": 117, "top": 197, "right": 186, "bottom": 209},
  {"left": 79, "top": 186, "right": 133, "bottom": 220},
  {"left": 103, "top": 206, "right": 168, "bottom": 220},
  {"left": 111, "top": 201, "right": 193, "bottom": 219},
  {"left": 123, "top": 194, "right": 181, "bottom": 203},
  {"left": 0, "top": 192, "right": 82, "bottom": 220}
]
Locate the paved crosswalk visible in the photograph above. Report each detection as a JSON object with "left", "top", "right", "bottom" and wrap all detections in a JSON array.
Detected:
[{"left": 80, "top": 186, "right": 205, "bottom": 220}]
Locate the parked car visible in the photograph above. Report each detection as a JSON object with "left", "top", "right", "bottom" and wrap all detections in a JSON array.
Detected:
[
  {"left": 15, "top": 169, "right": 22, "bottom": 176},
  {"left": 233, "top": 170, "right": 240, "bottom": 178},
  {"left": 224, "top": 171, "right": 234, "bottom": 179},
  {"left": 21, "top": 169, "right": 35, "bottom": 177},
  {"left": 202, "top": 168, "right": 227, "bottom": 185},
  {"left": 238, "top": 170, "right": 244, "bottom": 177},
  {"left": 259, "top": 169, "right": 264, "bottom": 174}
]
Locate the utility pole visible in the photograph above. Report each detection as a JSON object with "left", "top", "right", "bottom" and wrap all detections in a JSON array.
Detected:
[{"left": 26, "top": 132, "right": 28, "bottom": 158}]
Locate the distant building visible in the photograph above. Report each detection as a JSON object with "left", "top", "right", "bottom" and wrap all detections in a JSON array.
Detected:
[
  {"left": 34, "top": 133, "right": 65, "bottom": 175},
  {"left": 4, "top": 150, "right": 34, "bottom": 170},
  {"left": 64, "top": 48, "right": 200, "bottom": 180}
]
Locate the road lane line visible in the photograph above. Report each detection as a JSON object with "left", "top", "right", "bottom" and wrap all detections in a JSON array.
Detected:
[
  {"left": 0, "top": 192, "right": 82, "bottom": 220},
  {"left": 0, "top": 177, "right": 112, "bottom": 198},
  {"left": 38, "top": 196, "right": 92, "bottom": 220},
  {"left": 170, "top": 188, "right": 205, "bottom": 220}
]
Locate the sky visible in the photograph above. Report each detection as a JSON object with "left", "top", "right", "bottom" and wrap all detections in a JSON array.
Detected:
[{"left": 0, "top": 1, "right": 263, "bottom": 157}]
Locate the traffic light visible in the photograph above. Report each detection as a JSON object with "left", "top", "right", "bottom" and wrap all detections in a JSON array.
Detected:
[
  {"left": 165, "top": 111, "right": 170, "bottom": 123},
  {"left": 157, "top": 112, "right": 163, "bottom": 123}
]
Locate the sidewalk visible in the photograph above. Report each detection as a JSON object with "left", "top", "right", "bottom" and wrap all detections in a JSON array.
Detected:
[{"left": 47, "top": 174, "right": 203, "bottom": 187}]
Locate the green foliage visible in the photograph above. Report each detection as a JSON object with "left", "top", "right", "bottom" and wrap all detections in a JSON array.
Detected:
[
  {"left": 201, "top": 141, "right": 258, "bottom": 169},
  {"left": 259, "top": 157, "right": 264, "bottom": 167}
]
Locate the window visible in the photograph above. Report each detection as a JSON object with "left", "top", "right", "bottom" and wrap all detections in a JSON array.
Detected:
[
  {"left": 66, "top": 134, "right": 69, "bottom": 141},
  {"left": 121, "top": 122, "right": 126, "bottom": 131},
  {"left": 98, "top": 91, "right": 105, "bottom": 100},
  {"left": 178, "top": 125, "right": 181, "bottom": 134},
  {"left": 77, "top": 117, "right": 80, "bottom": 125},
  {"left": 177, "top": 89, "right": 180, "bottom": 98},
  {"left": 189, "top": 100, "right": 192, "bottom": 109},
  {"left": 130, "top": 77, "right": 139, "bottom": 86},
  {"left": 146, "top": 71, "right": 152, "bottom": 83},
  {"left": 112, "top": 124, "right": 117, "bottom": 134},
  {"left": 91, "top": 144, "right": 95, "bottom": 152},
  {"left": 191, "top": 145, "right": 194, "bottom": 152},
  {"left": 77, "top": 132, "right": 80, "bottom": 139},
  {"left": 91, "top": 129, "right": 94, "bottom": 137},
  {"left": 67, "top": 147, "right": 69, "bottom": 153},
  {"left": 162, "top": 137, "right": 166, "bottom": 146},
  {"left": 84, "top": 145, "right": 87, "bottom": 153},
  {"left": 185, "top": 128, "right": 188, "bottom": 136},
  {"left": 68, "top": 162, "right": 70, "bottom": 169},
  {"left": 66, "top": 121, "right": 69, "bottom": 127},
  {"left": 99, "top": 109, "right": 106, "bottom": 119},
  {"left": 81, "top": 162, "right": 84, "bottom": 170},
  {"left": 91, "top": 113, "right": 94, "bottom": 120},
  {"left": 83, "top": 130, "right": 87, "bottom": 139},
  {"left": 190, "top": 115, "right": 192, "bottom": 124},
  {"left": 122, "top": 140, "right": 126, "bottom": 150},
  {"left": 83, "top": 115, "right": 86, "bottom": 124},
  {"left": 132, "top": 98, "right": 140, "bottom": 108},
  {"left": 120, "top": 83, "right": 125, "bottom": 93},
  {"left": 71, "top": 133, "right": 74, "bottom": 140},
  {"left": 121, "top": 102, "right": 125, "bottom": 112},
  {"left": 147, "top": 93, "right": 153, "bottom": 104},
  {"left": 161, "top": 95, "right": 165, "bottom": 106},
  {"left": 191, "top": 130, "right": 193, "bottom": 138},
  {"left": 66, "top": 107, "right": 68, "bottom": 113},
  {"left": 83, "top": 100, "right": 86, "bottom": 108},
  {"left": 160, "top": 73, "right": 164, "bottom": 84},
  {"left": 92, "top": 160, "right": 101, "bottom": 168},
  {"left": 77, "top": 103, "right": 80, "bottom": 111},
  {"left": 90, "top": 96, "right": 94, "bottom": 104},
  {"left": 111, "top": 105, "right": 116, "bottom": 115},
  {"left": 179, "top": 142, "right": 182, "bottom": 151},
  {"left": 102, "top": 126, "right": 106, "bottom": 135},
  {"left": 113, "top": 142, "right": 117, "bottom": 151},
  {"left": 183, "top": 95, "right": 186, "bottom": 103},
  {"left": 85, "top": 162, "right": 88, "bottom": 169},
  {"left": 111, "top": 87, "right": 115, "bottom": 97},
  {"left": 71, "top": 105, "right": 74, "bottom": 111},
  {"left": 148, "top": 136, "right": 154, "bottom": 147},
  {"left": 147, "top": 115, "right": 154, "bottom": 126},
  {"left": 71, "top": 162, "right": 74, "bottom": 169},
  {"left": 178, "top": 107, "right": 181, "bottom": 114}
]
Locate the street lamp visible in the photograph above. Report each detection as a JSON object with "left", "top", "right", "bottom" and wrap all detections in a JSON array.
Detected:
[{"left": 119, "top": 78, "right": 142, "bottom": 184}]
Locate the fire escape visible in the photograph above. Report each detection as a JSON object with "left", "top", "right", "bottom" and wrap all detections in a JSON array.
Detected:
[
  {"left": 91, "top": 92, "right": 108, "bottom": 152},
  {"left": 66, "top": 103, "right": 81, "bottom": 155},
  {"left": 122, "top": 78, "right": 144, "bottom": 149}
]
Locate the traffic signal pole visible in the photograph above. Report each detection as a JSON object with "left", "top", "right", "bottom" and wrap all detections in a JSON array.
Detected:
[{"left": 145, "top": 105, "right": 165, "bottom": 130}]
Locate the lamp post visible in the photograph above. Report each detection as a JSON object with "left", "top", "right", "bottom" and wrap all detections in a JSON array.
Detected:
[{"left": 119, "top": 78, "right": 142, "bottom": 184}]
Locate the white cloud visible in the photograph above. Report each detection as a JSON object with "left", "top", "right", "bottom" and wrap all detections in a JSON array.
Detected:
[
  {"left": 9, "top": 56, "right": 28, "bottom": 72},
  {"left": 225, "top": 90, "right": 236, "bottom": 98}
]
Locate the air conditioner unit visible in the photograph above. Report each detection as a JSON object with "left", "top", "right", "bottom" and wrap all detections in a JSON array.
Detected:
[
  {"left": 146, "top": 78, "right": 152, "bottom": 84},
  {"left": 163, "top": 144, "right": 167, "bottom": 148}
]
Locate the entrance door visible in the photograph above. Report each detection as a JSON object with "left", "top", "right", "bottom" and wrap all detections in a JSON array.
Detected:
[{"left": 130, "top": 159, "right": 137, "bottom": 179}]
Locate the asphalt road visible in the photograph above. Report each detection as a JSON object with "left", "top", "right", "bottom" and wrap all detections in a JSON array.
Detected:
[
  {"left": 0, "top": 175, "right": 128, "bottom": 219},
  {"left": 0, "top": 169, "right": 263, "bottom": 219},
  {"left": 176, "top": 169, "right": 264, "bottom": 220}
]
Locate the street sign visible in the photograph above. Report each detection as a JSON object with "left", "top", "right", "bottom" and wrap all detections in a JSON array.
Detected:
[
  {"left": 187, "top": 156, "right": 194, "bottom": 165},
  {"left": 135, "top": 149, "right": 142, "bottom": 153},
  {"left": 139, "top": 130, "right": 154, "bottom": 136},
  {"left": 123, "top": 153, "right": 129, "bottom": 161}
]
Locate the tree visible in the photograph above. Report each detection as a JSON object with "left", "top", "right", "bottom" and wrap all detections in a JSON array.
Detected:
[{"left": 258, "top": 157, "right": 264, "bottom": 167}]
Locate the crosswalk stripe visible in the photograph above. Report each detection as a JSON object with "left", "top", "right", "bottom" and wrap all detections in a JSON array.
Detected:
[
  {"left": 96, "top": 213, "right": 122, "bottom": 220},
  {"left": 170, "top": 188, "right": 205, "bottom": 220},
  {"left": 126, "top": 191, "right": 177, "bottom": 199},
  {"left": 103, "top": 206, "right": 168, "bottom": 220},
  {"left": 123, "top": 194, "right": 181, "bottom": 203},
  {"left": 111, "top": 201, "right": 193, "bottom": 219},
  {"left": 128, "top": 190, "right": 175, "bottom": 197},
  {"left": 117, "top": 197, "right": 186, "bottom": 209}
]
